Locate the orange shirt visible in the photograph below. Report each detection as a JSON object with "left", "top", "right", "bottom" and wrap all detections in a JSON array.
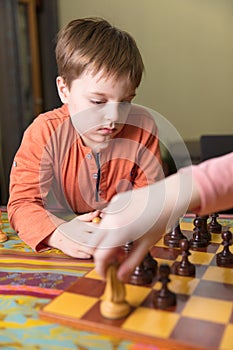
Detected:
[{"left": 7, "top": 104, "right": 163, "bottom": 251}]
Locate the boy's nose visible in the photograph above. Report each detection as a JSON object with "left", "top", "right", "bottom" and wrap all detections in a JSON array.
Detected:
[{"left": 104, "top": 103, "right": 119, "bottom": 122}]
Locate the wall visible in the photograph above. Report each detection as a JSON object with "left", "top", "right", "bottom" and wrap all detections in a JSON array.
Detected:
[{"left": 57, "top": 0, "right": 233, "bottom": 142}]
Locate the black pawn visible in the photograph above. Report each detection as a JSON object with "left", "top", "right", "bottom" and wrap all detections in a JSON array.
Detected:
[
  {"left": 143, "top": 251, "right": 158, "bottom": 277},
  {"left": 190, "top": 216, "right": 208, "bottom": 248},
  {"left": 153, "top": 264, "right": 176, "bottom": 309},
  {"left": 123, "top": 242, "right": 155, "bottom": 285},
  {"left": 129, "top": 261, "right": 154, "bottom": 285},
  {"left": 173, "top": 239, "right": 195, "bottom": 276},
  {"left": 208, "top": 213, "right": 222, "bottom": 233},
  {"left": 164, "top": 220, "right": 186, "bottom": 248},
  {"left": 199, "top": 215, "right": 211, "bottom": 242},
  {"left": 216, "top": 230, "right": 233, "bottom": 267}
]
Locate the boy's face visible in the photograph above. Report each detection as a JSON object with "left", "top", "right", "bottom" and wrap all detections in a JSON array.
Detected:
[{"left": 57, "top": 70, "right": 136, "bottom": 151}]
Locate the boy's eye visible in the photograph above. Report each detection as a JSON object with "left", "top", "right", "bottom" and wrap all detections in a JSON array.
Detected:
[{"left": 91, "top": 100, "right": 105, "bottom": 105}]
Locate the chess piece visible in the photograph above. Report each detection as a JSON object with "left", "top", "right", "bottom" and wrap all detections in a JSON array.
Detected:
[
  {"left": 199, "top": 215, "right": 211, "bottom": 242},
  {"left": 164, "top": 220, "right": 186, "bottom": 248},
  {"left": 142, "top": 251, "right": 158, "bottom": 276},
  {"left": 190, "top": 216, "right": 208, "bottom": 248},
  {"left": 129, "top": 260, "right": 154, "bottom": 285},
  {"left": 100, "top": 264, "right": 131, "bottom": 319},
  {"left": 92, "top": 216, "right": 101, "bottom": 224},
  {"left": 216, "top": 230, "right": 233, "bottom": 267},
  {"left": 173, "top": 239, "right": 195, "bottom": 276},
  {"left": 208, "top": 213, "right": 222, "bottom": 233},
  {"left": 153, "top": 264, "right": 176, "bottom": 309},
  {"left": 123, "top": 243, "right": 155, "bottom": 285}
]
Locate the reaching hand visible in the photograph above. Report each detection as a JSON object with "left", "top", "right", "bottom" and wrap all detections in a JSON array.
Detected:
[
  {"left": 92, "top": 186, "right": 166, "bottom": 280},
  {"left": 93, "top": 170, "right": 196, "bottom": 281}
]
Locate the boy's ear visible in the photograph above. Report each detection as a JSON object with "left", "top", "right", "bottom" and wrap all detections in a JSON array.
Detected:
[{"left": 56, "top": 76, "right": 69, "bottom": 103}]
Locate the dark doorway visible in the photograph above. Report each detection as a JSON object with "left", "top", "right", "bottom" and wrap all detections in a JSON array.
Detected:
[{"left": 0, "top": 0, "right": 60, "bottom": 204}]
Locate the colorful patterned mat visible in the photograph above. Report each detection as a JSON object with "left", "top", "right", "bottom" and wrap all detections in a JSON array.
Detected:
[{"left": 0, "top": 208, "right": 169, "bottom": 350}]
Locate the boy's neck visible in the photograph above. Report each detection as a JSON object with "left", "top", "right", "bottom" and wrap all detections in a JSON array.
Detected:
[{"left": 81, "top": 136, "right": 110, "bottom": 155}]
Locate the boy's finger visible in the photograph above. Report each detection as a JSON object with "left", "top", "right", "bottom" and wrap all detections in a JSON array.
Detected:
[
  {"left": 77, "top": 210, "right": 100, "bottom": 222},
  {"left": 75, "top": 251, "right": 92, "bottom": 259}
]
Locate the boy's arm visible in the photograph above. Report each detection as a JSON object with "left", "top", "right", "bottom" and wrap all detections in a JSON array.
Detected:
[
  {"left": 133, "top": 122, "right": 164, "bottom": 188},
  {"left": 7, "top": 116, "right": 65, "bottom": 251},
  {"left": 43, "top": 211, "right": 101, "bottom": 258}
]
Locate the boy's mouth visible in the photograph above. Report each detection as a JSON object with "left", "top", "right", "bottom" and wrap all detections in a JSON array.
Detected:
[{"left": 98, "top": 127, "right": 117, "bottom": 135}]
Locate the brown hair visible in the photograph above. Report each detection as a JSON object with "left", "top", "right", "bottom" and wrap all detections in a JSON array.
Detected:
[{"left": 55, "top": 17, "right": 144, "bottom": 89}]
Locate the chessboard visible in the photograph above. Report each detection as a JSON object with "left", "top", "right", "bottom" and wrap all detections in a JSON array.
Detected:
[{"left": 39, "top": 215, "right": 233, "bottom": 350}]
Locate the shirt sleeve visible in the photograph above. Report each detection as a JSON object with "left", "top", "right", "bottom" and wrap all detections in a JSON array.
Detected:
[
  {"left": 133, "top": 121, "right": 164, "bottom": 188},
  {"left": 190, "top": 152, "right": 233, "bottom": 215},
  {"left": 7, "top": 116, "right": 65, "bottom": 252}
]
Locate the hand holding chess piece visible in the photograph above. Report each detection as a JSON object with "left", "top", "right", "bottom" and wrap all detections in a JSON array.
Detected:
[{"left": 100, "top": 264, "right": 131, "bottom": 319}]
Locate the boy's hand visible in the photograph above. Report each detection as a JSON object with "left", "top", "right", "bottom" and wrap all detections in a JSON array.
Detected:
[
  {"left": 44, "top": 210, "right": 101, "bottom": 259},
  {"left": 47, "top": 227, "right": 94, "bottom": 259}
]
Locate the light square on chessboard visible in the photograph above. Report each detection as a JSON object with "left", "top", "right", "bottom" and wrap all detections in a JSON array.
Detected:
[
  {"left": 43, "top": 292, "right": 98, "bottom": 318},
  {"left": 175, "top": 250, "right": 215, "bottom": 265},
  {"left": 85, "top": 268, "right": 102, "bottom": 280},
  {"left": 180, "top": 221, "right": 193, "bottom": 231},
  {"left": 211, "top": 233, "right": 224, "bottom": 244},
  {"left": 121, "top": 307, "right": 179, "bottom": 338},
  {"left": 203, "top": 266, "right": 233, "bottom": 284},
  {"left": 214, "top": 241, "right": 233, "bottom": 255},
  {"left": 154, "top": 237, "right": 165, "bottom": 247},
  {"left": 125, "top": 284, "right": 152, "bottom": 307},
  {"left": 221, "top": 324, "right": 233, "bottom": 350},
  {"left": 181, "top": 295, "right": 232, "bottom": 324},
  {"left": 156, "top": 258, "right": 175, "bottom": 267},
  {"left": 152, "top": 275, "right": 200, "bottom": 296}
]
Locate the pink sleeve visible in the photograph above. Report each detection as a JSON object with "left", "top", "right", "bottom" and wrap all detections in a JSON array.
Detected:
[{"left": 191, "top": 152, "right": 233, "bottom": 215}]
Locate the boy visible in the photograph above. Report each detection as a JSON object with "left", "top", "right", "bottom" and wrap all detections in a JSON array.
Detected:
[{"left": 7, "top": 17, "right": 163, "bottom": 258}]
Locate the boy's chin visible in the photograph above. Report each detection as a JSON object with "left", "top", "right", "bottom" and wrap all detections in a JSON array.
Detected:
[{"left": 92, "top": 139, "right": 111, "bottom": 153}]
